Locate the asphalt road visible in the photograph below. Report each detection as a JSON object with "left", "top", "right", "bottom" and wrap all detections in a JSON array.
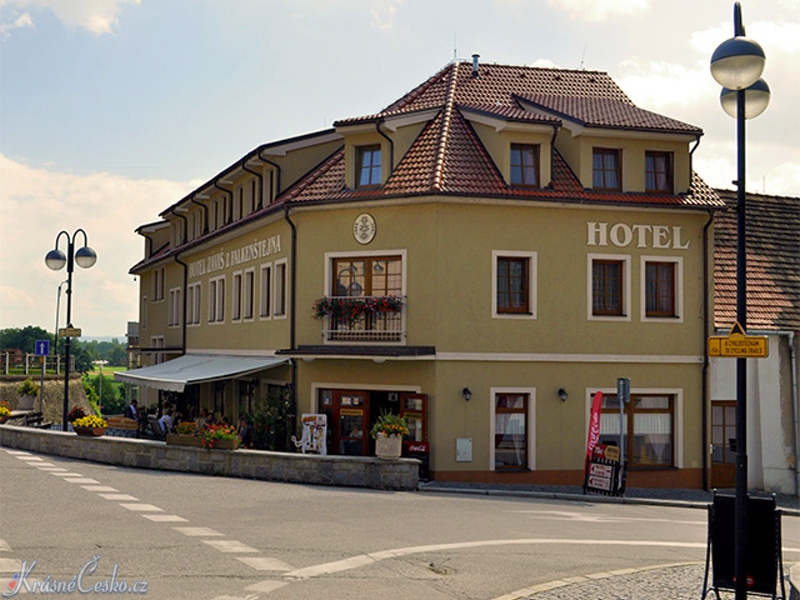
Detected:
[{"left": 1, "top": 448, "right": 797, "bottom": 599}]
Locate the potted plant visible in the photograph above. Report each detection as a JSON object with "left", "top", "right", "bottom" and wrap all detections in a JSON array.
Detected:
[
  {"left": 370, "top": 412, "right": 408, "bottom": 459},
  {"left": 72, "top": 415, "right": 108, "bottom": 437},
  {"left": 166, "top": 421, "right": 204, "bottom": 447},
  {"left": 68, "top": 406, "right": 86, "bottom": 422},
  {"left": 312, "top": 295, "right": 404, "bottom": 321},
  {"left": 16, "top": 377, "right": 39, "bottom": 411},
  {"left": 201, "top": 423, "right": 239, "bottom": 450},
  {"left": 0, "top": 401, "right": 11, "bottom": 424}
]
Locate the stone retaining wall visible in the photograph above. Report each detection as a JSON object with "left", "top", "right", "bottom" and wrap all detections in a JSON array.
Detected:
[{"left": 0, "top": 425, "right": 419, "bottom": 491}]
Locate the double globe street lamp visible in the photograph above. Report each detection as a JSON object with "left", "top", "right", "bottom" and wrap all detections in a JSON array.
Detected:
[
  {"left": 45, "top": 229, "right": 97, "bottom": 431},
  {"left": 710, "top": 3, "right": 769, "bottom": 599}
]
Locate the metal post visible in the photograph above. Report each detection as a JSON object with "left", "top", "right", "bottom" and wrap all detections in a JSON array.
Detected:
[
  {"left": 734, "top": 85, "right": 748, "bottom": 600},
  {"left": 62, "top": 237, "right": 75, "bottom": 432}
]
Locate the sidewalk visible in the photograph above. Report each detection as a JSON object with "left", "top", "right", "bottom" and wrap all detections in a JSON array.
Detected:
[{"left": 419, "top": 482, "right": 800, "bottom": 599}]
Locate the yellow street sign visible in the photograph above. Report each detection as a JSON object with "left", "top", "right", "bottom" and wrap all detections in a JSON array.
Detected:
[
  {"left": 58, "top": 327, "right": 82, "bottom": 338},
  {"left": 708, "top": 322, "right": 768, "bottom": 358}
]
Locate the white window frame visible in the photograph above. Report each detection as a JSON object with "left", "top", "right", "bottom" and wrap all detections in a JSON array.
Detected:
[
  {"left": 243, "top": 267, "right": 255, "bottom": 321},
  {"left": 187, "top": 282, "right": 201, "bottom": 326},
  {"left": 140, "top": 295, "right": 148, "bottom": 330},
  {"left": 640, "top": 255, "right": 684, "bottom": 323},
  {"left": 152, "top": 268, "right": 165, "bottom": 302},
  {"left": 168, "top": 287, "right": 182, "bottom": 328},
  {"left": 209, "top": 275, "right": 226, "bottom": 324},
  {"left": 492, "top": 250, "right": 537, "bottom": 319},
  {"left": 587, "top": 253, "right": 631, "bottom": 322},
  {"left": 259, "top": 263, "right": 273, "bottom": 320},
  {"left": 232, "top": 271, "right": 243, "bottom": 322},
  {"left": 274, "top": 259, "right": 288, "bottom": 319},
  {"left": 151, "top": 336, "right": 165, "bottom": 365},
  {"left": 585, "top": 387, "right": 684, "bottom": 468},
  {"left": 489, "top": 387, "right": 536, "bottom": 472}
]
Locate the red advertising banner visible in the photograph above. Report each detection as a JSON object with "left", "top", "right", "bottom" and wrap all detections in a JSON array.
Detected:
[{"left": 585, "top": 391, "right": 604, "bottom": 461}]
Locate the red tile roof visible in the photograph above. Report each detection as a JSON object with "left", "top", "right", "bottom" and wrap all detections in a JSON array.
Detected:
[
  {"left": 295, "top": 60, "right": 720, "bottom": 209},
  {"left": 714, "top": 190, "right": 800, "bottom": 331}
]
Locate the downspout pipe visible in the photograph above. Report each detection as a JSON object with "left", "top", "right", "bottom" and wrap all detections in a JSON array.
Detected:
[
  {"left": 258, "top": 149, "right": 281, "bottom": 203},
  {"left": 173, "top": 210, "right": 188, "bottom": 245},
  {"left": 376, "top": 119, "right": 394, "bottom": 171},
  {"left": 214, "top": 180, "right": 233, "bottom": 226},
  {"left": 190, "top": 195, "right": 209, "bottom": 235},
  {"left": 174, "top": 253, "right": 188, "bottom": 356},
  {"left": 241, "top": 156, "right": 264, "bottom": 211},
  {"left": 549, "top": 124, "right": 559, "bottom": 186},
  {"left": 283, "top": 205, "right": 298, "bottom": 442},
  {"left": 689, "top": 134, "right": 701, "bottom": 185},
  {"left": 702, "top": 210, "right": 714, "bottom": 491},
  {"left": 788, "top": 331, "right": 799, "bottom": 497}
]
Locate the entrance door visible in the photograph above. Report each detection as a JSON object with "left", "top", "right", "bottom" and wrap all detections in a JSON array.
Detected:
[
  {"left": 319, "top": 390, "right": 369, "bottom": 456},
  {"left": 710, "top": 401, "right": 736, "bottom": 488}
]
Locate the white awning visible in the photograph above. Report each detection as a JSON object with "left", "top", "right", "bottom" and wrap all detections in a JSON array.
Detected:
[{"left": 114, "top": 354, "right": 288, "bottom": 392}]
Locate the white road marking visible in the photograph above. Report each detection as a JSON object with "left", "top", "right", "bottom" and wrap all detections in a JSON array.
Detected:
[
  {"left": 509, "top": 509, "right": 706, "bottom": 526},
  {"left": 0, "top": 558, "right": 21, "bottom": 573},
  {"left": 141, "top": 514, "right": 188, "bottom": 522},
  {"left": 33, "top": 462, "right": 56, "bottom": 468},
  {"left": 15, "top": 456, "right": 43, "bottom": 461},
  {"left": 52, "top": 472, "right": 83, "bottom": 477},
  {"left": 4, "top": 450, "right": 31, "bottom": 455},
  {"left": 97, "top": 493, "right": 139, "bottom": 501},
  {"left": 173, "top": 527, "right": 223, "bottom": 537},
  {"left": 282, "top": 539, "right": 709, "bottom": 580},
  {"left": 234, "top": 557, "right": 292, "bottom": 571},
  {"left": 81, "top": 486, "right": 118, "bottom": 492},
  {"left": 63, "top": 478, "right": 100, "bottom": 484},
  {"left": 119, "top": 503, "right": 164, "bottom": 512},
  {"left": 202, "top": 540, "right": 259, "bottom": 553}
]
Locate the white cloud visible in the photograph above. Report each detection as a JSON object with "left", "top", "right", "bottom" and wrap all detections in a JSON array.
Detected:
[
  {"left": 0, "top": 0, "right": 140, "bottom": 35},
  {"left": 0, "top": 10, "right": 32, "bottom": 37},
  {"left": 370, "top": 0, "right": 403, "bottom": 30},
  {"left": 546, "top": 0, "right": 649, "bottom": 21},
  {"left": 0, "top": 154, "right": 196, "bottom": 336},
  {"left": 616, "top": 59, "right": 714, "bottom": 110}
]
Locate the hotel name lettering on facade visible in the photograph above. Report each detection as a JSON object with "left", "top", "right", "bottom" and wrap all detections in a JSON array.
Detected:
[
  {"left": 587, "top": 222, "right": 690, "bottom": 250},
  {"left": 188, "top": 235, "right": 282, "bottom": 280}
]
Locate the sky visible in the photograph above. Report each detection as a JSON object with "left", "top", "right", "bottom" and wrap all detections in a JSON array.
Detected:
[{"left": 1, "top": 0, "right": 798, "bottom": 338}]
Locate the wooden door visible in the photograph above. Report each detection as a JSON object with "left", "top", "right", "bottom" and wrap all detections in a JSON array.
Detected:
[{"left": 710, "top": 401, "right": 736, "bottom": 488}]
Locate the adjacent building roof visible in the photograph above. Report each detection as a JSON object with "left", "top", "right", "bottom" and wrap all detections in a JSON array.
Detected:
[{"left": 714, "top": 190, "right": 800, "bottom": 332}]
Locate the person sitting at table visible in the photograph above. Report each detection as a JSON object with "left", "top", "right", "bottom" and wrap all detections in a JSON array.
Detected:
[{"left": 158, "top": 409, "right": 174, "bottom": 435}]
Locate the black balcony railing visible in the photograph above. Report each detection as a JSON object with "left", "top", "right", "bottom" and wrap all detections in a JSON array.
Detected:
[{"left": 314, "top": 296, "right": 405, "bottom": 343}]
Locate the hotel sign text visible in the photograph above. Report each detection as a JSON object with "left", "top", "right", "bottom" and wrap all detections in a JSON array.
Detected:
[
  {"left": 188, "top": 235, "right": 281, "bottom": 279},
  {"left": 587, "top": 222, "right": 690, "bottom": 250}
]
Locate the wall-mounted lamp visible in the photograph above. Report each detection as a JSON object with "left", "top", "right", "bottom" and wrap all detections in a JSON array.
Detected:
[
  {"left": 558, "top": 388, "right": 568, "bottom": 402},
  {"left": 462, "top": 387, "right": 472, "bottom": 401}
]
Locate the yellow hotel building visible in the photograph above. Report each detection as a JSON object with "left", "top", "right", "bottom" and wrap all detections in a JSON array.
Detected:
[{"left": 119, "top": 58, "right": 724, "bottom": 488}]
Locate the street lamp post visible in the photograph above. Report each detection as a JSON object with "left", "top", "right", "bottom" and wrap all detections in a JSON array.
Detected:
[
  {"left": 710, "top": 3, "right": 769, "bottom": 599},
  {"left": 45, "top": 230, "right": 97, "bottom": 431}
]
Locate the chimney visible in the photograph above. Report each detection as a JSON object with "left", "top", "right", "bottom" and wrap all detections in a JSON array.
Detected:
[{"left": 472, "top": 54, "right": 480, "bottom": 77}]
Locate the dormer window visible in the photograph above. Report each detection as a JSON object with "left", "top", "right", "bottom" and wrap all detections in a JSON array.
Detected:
[
  {"left": 593, "top": 148, "right": 621, "bottom": 191},
  {"left": 645, "top": 151, "right": 673, "bottom": 194},
  {"left": 510, "top": 144, "right": 539, "bottom": 187},
  {"left": 357, "top": 145, "right": 382, "bottom": 187}
]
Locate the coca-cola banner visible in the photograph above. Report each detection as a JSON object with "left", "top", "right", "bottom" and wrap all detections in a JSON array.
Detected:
[{"left": 585, "top": 391, "right": 604, "bottom": 461}]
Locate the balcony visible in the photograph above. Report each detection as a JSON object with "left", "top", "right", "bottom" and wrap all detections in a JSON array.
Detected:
[{"left": 314, "top": 295, "right": 406, "bottom": 343}]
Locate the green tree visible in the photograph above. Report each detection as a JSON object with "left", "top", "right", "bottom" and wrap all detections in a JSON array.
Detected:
[{"left": 0, "top": 326, "right": 53, "bottom": 352}]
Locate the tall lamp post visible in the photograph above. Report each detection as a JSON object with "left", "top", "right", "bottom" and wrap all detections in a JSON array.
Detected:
[
  {"left": 45, "top": 230, "right": 97, "bottom": 431},
  {"left": 710, "top": 3, "right": 769, "bottom": 598}
]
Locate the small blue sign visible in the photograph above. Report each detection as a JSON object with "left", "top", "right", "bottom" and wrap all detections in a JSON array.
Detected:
[{"left": 34, "top": 340, "right": 50, "bottom": 356}]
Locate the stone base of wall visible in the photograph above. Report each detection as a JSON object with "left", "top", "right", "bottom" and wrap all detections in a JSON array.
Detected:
[{"left": 0, "top": 425, "right": 419, "bottom": 491}]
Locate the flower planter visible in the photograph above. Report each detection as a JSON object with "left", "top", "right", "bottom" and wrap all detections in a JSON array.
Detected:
[
  {"left": 74, "top": 426, "right": 107, "bottom": 437},
  {"left": 204, "top": 438, "right": 238, "bottom": 450},
  {"left": 166, "top": 433, "right": 204, "bottom": 447},
  {"left": 17, "top": 396, "right": 35, "bottom": 411},
  {"left": 375, "top": 432, "right": 402, "bottom": 459}
]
